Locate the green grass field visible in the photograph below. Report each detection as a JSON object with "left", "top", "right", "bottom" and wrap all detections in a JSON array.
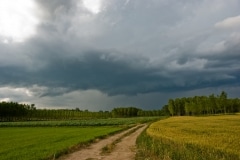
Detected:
[
  {"left": 0, "top": 117, "right": 160, "bottom": 127},
  {"left": 0, "top": 127, "right": 121, "bottom": 160},
  {"left": 136, "top": 115, "right": 240, "bottom": 160},
  {"left": 0, "top": 117, "right": 160, "bottom": 160}
]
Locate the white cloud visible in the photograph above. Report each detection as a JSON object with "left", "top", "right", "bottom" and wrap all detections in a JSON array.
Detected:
[
  {"left": 0, "top": 86, "right": 33, "bottom": 97},
  {"left": 82, "top": 0, "right": 103, "bottom": 14},
  {"left": 215, "top": 15, "right": 240, "bottom": 30},
  {"left": 198, "top": 32, "right": 240, "bottom": 55},
  {"left": 0, "top": 0, "right": 39, "bottom": 42},
  {"left": 0, "top": 97, "right": 11, "bottom": 102}
]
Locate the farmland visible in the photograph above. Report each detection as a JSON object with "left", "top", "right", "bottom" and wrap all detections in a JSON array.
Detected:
[
  {"left": 0, "top": 117, "right": 160, "bottom": 127},
  {"left": 0, "top": 117, "right": 160, "bottom": 160},
  {"left": 0, "top": 127, "right": 123, "bottom": 160},
  {"left": 136, "top": 114, "right": 240, "bottom": 160}
]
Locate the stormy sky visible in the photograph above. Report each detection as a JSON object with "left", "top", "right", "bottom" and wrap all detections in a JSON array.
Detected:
[{"left": 0, "top": 0, "right": 240, "bottom": 110}]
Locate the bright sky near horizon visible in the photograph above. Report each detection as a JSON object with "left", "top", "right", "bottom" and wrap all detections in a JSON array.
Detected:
[
  {"left": 0, "top": 0, "right": 39, "bottom": 42},
  {"left": 0, "top": 0, "right": 239, "bottom": 110}
]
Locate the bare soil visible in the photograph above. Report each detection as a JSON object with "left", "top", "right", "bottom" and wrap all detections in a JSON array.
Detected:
[{"left": 58, "top": 124, "right": 147, "bottom": 160}]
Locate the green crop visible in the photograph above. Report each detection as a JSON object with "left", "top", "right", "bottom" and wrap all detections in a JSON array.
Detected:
[
  {"left": 0, "top": 127, "right": 121, "bottom": 160},
  {"left": 0, "top": 117, "right": 160, "bottom": 127}
]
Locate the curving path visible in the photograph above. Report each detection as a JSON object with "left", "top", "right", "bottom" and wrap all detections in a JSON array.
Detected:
[{"left": 58, "top": 124, "right": 147, "bottom": 160}]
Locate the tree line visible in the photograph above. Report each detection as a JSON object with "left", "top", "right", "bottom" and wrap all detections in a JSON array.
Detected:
[
  {"left": 111, "top": 107, "right": 166, "bottom": 117},
  {"left": 1, "top": 91, "right": 238, "bottom": 121},
  {"left": 167, "top": 91, "right": 240, "bottom": 116},
  {"left": 0, "top": 102, "right": 36, "bottom": 121},
  {"left": 0, "top": 103, "right": 112, "bottom": 121},
  {"left": 0, "top": 103, "right": 165, "bottom": 121}
]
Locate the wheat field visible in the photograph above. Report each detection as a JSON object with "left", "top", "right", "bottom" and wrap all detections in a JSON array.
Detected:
[{"left": 137, "top": 115, "right": 240, "bottom": 160}]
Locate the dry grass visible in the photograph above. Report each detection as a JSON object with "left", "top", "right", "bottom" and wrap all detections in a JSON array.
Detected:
[
  {"left": 136, "top": 115, "right": 240, "bottom": 160},
  {"left": 148, "top": 115, "right": 240, "bottom": 155}
]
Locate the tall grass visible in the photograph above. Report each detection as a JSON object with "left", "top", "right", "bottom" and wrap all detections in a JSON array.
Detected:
[{"left": 136, "top": 115, "right": 240, "bottom": 160}]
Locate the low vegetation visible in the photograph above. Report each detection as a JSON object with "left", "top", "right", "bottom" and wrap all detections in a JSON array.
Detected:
[
  {"left": 136, "top": 114, "right": 240, "bottom": 160},
  {"left": 0, "top": 127, "right": 121, "bottom": 160},
  {"left": 1, "top": 91, "right": 239, "bottom": 160},
  {"left": 0, "top": 117, "right": 159, "bottom": 160},
  {"left": 0, "top": 117, "right": 160, "bottom": 127}
]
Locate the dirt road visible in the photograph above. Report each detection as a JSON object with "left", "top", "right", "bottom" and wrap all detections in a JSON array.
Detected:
[{"left": 59, "top": 124, "right": 147, "bottom": 160}]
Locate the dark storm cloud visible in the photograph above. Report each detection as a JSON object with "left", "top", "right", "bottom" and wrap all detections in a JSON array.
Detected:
[
  {"left": 1, "top": 50, "right": 164, "bottom": 95},
  {"left": 0, "top": 0, "right": 240, "bottom": 108},
  {"left": 1, "top": 48, "right": 239, "bottom": 97}
]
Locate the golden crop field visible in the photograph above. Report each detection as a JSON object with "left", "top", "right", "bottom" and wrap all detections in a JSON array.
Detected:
[{"left": 140, "top": 115, "right": 240, "bottom": 160}]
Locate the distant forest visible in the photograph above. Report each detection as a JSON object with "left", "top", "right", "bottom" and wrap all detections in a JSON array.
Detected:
[
  {"left": 0, "top": 91, "right": 239, "bottom": 121},
  {"left": 167, "top": 91, "right": 240, "bottom": 116},
  {"left": 0, "top": 102, "right": 165, "bottom": 121}
]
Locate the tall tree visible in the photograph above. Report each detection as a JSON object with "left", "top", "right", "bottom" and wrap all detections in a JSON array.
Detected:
[{"left": 168, "top": 99, "right": 175, "bottom": 116}]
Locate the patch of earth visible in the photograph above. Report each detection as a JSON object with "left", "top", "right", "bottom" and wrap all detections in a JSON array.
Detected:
[{"left": 58, "top": 124, "right": 147, "bottom": 160}]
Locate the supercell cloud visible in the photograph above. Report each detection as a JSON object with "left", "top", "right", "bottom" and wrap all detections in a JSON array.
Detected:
[{"left": 0, "top": 0, "right": 240, "bottom": 110}]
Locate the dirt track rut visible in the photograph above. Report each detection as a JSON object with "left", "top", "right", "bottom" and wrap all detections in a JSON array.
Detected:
[{"left": 59, "top": 124, "right": 147, "bottom": 160}]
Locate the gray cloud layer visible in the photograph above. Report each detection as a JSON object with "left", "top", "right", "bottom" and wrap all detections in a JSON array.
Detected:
[{"left": 0, "top": 0, "right": 240, "bottom": 109}]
